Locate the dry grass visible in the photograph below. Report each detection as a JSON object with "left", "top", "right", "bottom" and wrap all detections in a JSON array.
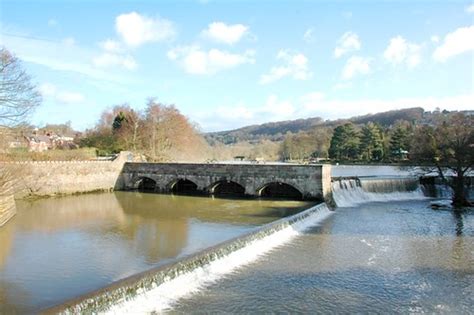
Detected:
[{"left": 0, "top": 148, "right": 98, "bottom": 161}]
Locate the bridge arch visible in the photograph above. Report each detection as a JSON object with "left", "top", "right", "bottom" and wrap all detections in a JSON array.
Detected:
[
  {"left": 135, "top": 177, "right": 157, "bottom": 192},
  {"left": 257, "top": 182, "right": 303, "bottom": 200},
  {"left": 209, "top": 180, "right": 246, "bottom": 196},
  {"left": 169, "top": 178, "right": 198, "bottom": 194}
]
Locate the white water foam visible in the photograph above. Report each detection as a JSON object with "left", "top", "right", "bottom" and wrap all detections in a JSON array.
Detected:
[
  {"left": 332, "top": 179, "right": 427, "bottom": 208},
  {"left": 104, "top": 204, "right": 332, "bottom": 314}
]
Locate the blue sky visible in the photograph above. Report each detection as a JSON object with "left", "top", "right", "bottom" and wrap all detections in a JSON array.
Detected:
[{"left": 1, "top": 0, "right": 473, "bottom": 132}]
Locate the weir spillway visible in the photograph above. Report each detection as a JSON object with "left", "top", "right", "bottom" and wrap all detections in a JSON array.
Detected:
[
  {"left": 46, "top": 203, "right": 333, "bottom": 314},
  {"left": 116, "top": 162, "right": 332, "bottom": 201}
]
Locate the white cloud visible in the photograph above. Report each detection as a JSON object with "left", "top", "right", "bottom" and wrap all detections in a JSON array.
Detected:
[
  {"left": 466, "top": 4, "right": 474, "bottom": 13},
  {"left": 333, "top": 82, "right": 352, "bottom": 90},
  {"left": 95, "top": 38, "right": 136, "bottom": 70},
  {"left": 303, "top": 28, "right": 314, "bottom": 43},
  {"left": 0, "top": 33, "right": 133, "bottom": 84},
  {"left": 215, "top": 104, "right": 254, "bottom": 120},
  {"left": 93, "top": 53, "right": 137, "bottom": 70},
  {"left": 259, "top": 50, "right": 312, "bottom": 84},
  {"left": 115, "top": 12, "right": 175, "bottom": 47},
  {"left": 62, "top": 37, "right": 76, "bottom": 46},
  {"left": 383, "top": 36, "right": 421, "bottom": 68},
  {"left": 196, "top": 95, "right": 295, "bottom": 131},
  {"left": 430, "top": 35, "right": 440, "bottom": 43},
  {"left": 167, "top": 46, "right": 255, "bottom": 75},
  {"left": 334, "top": 31, "right": 361, "bottom": 58},
  {"left": 39, "top": 83, "right": 85, "bottom": 104},
  {"left": 433, "top": 25, "right": 474, "bottom": 62},
  {"left": 202, "top": 22, "right": 249, "bottom": 45},
  {"left": 262, "top": 95, "right": 295, "bottom": 119},
  {"left": 342, "top": 56, "right": 370, "bottom": 80},
  {"left": 300, "top": 92, "right": 324, "bottom": 108},
  {"left": 100, "top": 39, "right": 123, "bottom": 53}
]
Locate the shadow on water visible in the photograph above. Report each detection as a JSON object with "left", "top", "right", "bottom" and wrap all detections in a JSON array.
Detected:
[
  {"left": 430, "top": 206, "right": 474, "bottom": 236},
  {"left": 451, "top": 207, "right": 474, "bottom": 236}
]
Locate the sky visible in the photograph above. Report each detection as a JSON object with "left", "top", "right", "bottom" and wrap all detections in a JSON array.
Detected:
[{"left": 0, "top": 0, "right": 473, "bottom": 132}]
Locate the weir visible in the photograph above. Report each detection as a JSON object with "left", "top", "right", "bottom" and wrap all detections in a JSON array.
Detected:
[
  {"left": 331, "top": 177, "right": 427, "bottom": 207},
  {"left": 46, "top": 203, "right": 332, "bottom": 314}
]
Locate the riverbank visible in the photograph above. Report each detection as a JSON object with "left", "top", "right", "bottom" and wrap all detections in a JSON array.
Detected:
[{"left": 0, "top": 151, "right": 132, "bottom": 226}]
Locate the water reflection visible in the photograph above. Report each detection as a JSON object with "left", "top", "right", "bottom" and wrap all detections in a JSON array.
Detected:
[
  {"left": 0, "top": 191, "right": 311, "bottom": 313},
  {"left": 452, "top": 210, "right": 464, "bottom": 236}
]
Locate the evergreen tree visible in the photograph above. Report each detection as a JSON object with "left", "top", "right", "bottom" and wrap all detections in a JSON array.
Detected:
[
  {"left": 360, "top": 122, "right": 384, "bottom": 161},
  {"left": 112, "top": 112, "right": 127, "bottom": 131},
  {"left": 389, "top": 121, "right": 412, "bottom": 160},
  {"left": 329, "top": 123, "right": 360, "bottom": 160}
]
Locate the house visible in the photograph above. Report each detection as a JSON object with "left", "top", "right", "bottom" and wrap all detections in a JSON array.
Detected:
[{"left": 25, "top": 135, "right": 52, "bottom": 152}]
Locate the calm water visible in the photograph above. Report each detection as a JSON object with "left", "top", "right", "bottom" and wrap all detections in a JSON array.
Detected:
[
  {"left": 0, "top": 192, "right": 312, "bottom": 313},
  {"left": 173, "top": 200, "right": 474, "bottom": 314}
]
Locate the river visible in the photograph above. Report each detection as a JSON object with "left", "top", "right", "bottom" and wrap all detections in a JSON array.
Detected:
[
  {"left": 0, "top": 192, "right": 313, "bottom": 313},
  {"left": 1, "top": 165, "right": 473, "bottom": 313}
]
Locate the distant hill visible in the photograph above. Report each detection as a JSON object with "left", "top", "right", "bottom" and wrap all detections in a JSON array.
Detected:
[
  {"left": 206, "top": 117, "right": 325, "bottom": 144},
  {"left": 205, "top": 107, "right": 425, "bottom": 144},
  {"left": 350, "top": 107, "right": 424, "bottom": 125}
]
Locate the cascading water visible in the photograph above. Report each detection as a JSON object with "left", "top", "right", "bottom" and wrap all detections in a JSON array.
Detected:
[
  {"left": 332, "top": 177, "right": 427, "bottom": 207},
  {"left": 48, "top": 203, "right": 333, "bottom": 314},
  {"left": 421, "top": 180, "right": 472, "bottom": 200}
]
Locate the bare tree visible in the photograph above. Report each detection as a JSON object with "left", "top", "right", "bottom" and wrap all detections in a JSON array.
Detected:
[
  {"left": 143, "top": 99, "right": 208, "bottom": 161},
  {"left": 411, "top": 113, "right": 473, "bottom": 207},
  {"left": 0, "top": 47, "right": 41, "bottom": 128}
]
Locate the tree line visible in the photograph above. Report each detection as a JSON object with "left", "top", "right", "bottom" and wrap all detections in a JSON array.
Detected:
[
  {"left": 80, "top": 100, "right": 209, "bottom": 162},
  {"left": 278, "top": 120, "right": 416, "bottom": 163}
]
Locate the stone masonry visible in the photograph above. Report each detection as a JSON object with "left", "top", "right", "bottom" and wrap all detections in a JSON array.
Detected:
[{"left": 118, "top": 162, "right": 332, "bottom": 201}]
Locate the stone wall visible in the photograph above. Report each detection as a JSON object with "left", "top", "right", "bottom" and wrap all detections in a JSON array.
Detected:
[
  {"left": 0, "top": 164, "right": 16, "bottom": 227},
  {"left": 0, "top": 186, "right": 15, "bottom": 227},
  {"left": 0, "top": 152, "right": 131, "bottom": 202}
]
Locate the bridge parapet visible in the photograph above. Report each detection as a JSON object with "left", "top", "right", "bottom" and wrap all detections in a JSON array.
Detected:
[{"left": 116, "top": 162, "right": 332, "bottom": 201}]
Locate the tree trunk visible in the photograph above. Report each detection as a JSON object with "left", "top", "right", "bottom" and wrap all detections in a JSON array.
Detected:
[{"left": 451, "top": 174, "right": 471, "bottom": 208}]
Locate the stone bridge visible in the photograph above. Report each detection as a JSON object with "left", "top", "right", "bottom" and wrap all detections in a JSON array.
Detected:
[{"left": 116, "top": 162, "right": 332, "bottom": 201}]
